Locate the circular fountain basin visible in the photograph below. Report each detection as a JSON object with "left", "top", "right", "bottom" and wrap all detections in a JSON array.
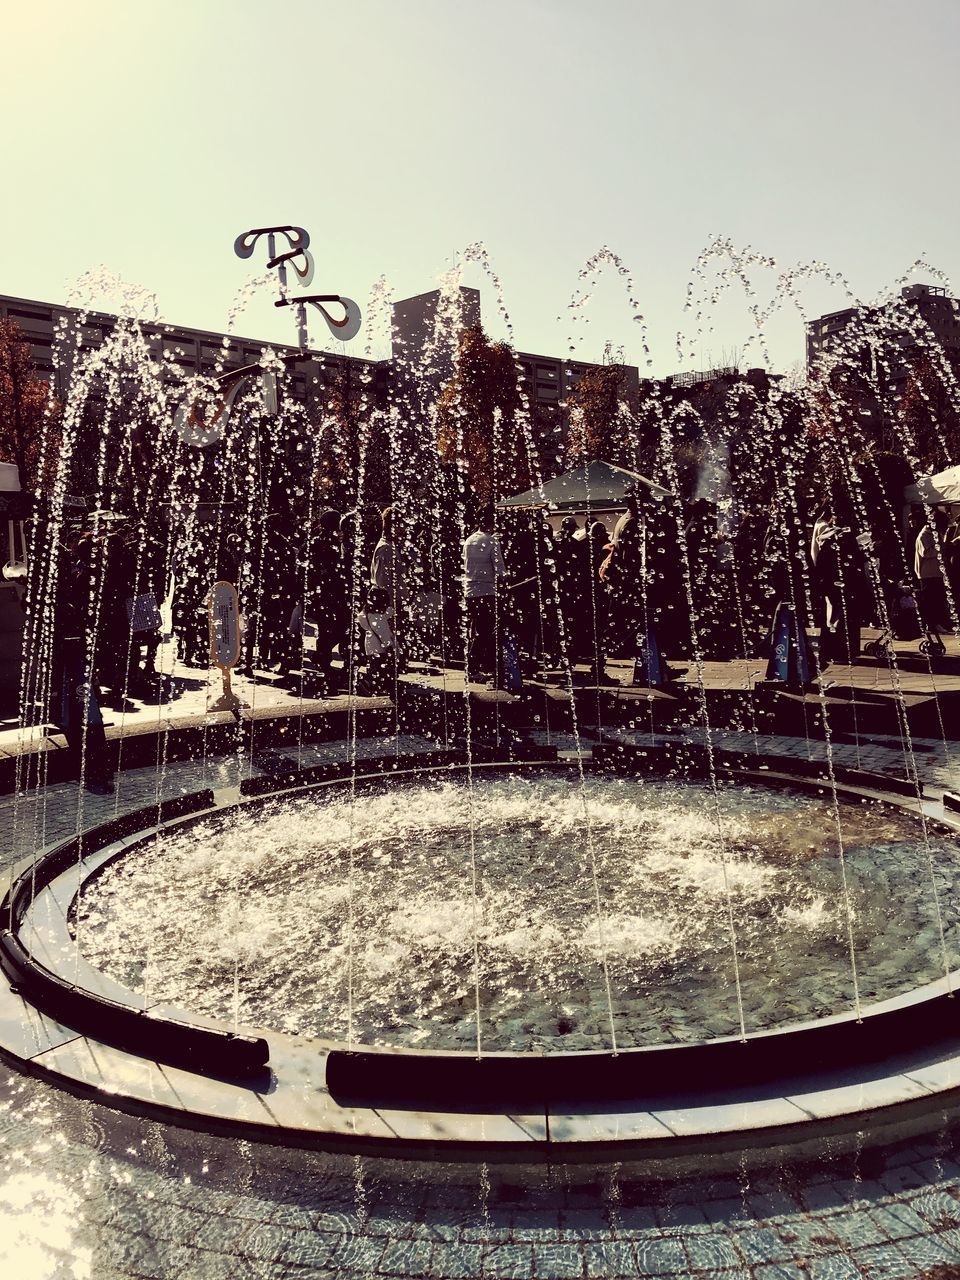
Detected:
[
  {"left": 76, "top": 769, "right": 960, "bottom": 1055},
  {"left": 6, "top": 756, "right": 960, "bottom": 1161}
]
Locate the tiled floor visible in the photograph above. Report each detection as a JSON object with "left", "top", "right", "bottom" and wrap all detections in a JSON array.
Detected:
[{"left": 672, "top": 727, "right": 960, "bottom": 793}]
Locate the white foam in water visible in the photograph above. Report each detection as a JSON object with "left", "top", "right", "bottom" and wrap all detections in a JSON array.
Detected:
[{"left": 76, "top": 773, "right": 960, "bottom": 1052}]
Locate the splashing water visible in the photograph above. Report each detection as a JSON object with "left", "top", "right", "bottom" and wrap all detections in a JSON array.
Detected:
[{"left": 76, "top": 772, "right": 960, "bottom": 1053}]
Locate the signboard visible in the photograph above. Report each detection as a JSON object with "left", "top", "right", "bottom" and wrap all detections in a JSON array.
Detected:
[
  {"left": 209, "top": 581, "right": 240, "bottom": 668},
  {"left": 208, "top": 581, "right": 245, "bottom": 712}
]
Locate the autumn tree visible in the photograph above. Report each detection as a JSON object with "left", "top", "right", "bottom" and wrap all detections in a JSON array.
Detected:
[
  {"left": 804, "top": 361, "right": 884, "bottom": 482},
  {"left": 564, "top": 363, "right": 642, "bottom": 469},
  {"left": 0, "top": 319, "right": 58, "bottom": 491},
  {"left": 313, "top": 359, "right": 390, "bottom": 509},
  {"left": 435, "top": 326, "right": 529, "bottom": 518}
]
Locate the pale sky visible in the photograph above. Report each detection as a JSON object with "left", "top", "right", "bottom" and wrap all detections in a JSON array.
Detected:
[{"left": 2, "top": 0, "right": 959, "bottom": 376}]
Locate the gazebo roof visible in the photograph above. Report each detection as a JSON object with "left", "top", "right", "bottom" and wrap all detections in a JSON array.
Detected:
[
  {"left": 904, "top": 464, "right": 960, "bottom": 505},
  {"left": 497, "top": 460, "right": 671, "bottom": 511}
]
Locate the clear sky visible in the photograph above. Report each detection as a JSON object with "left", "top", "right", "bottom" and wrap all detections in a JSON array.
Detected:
[{"left": 3, "top": 0, "right": 959, "bottom": 376}]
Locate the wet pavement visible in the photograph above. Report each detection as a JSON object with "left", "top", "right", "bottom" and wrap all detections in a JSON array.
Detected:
[{"left": 4, "top": 1057, "right": 960, "bottom": 1279}]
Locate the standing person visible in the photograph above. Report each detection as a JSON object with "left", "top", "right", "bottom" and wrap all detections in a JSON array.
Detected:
[
  {"left": 810, "top": 503, "right": 837, "bottom": 632},
  {"left": 601, "top": 492, "right": 651, "bottom": 681},
  {"left": 171, "top": 533, "right": 208, "bottom": 668},
  {"left": 96, "top": 522, "right": 137, "bottom": 705},
  {"left": 53, "top": 528, "right": 114, "bottom": 795},
  {"left": 102, "top": 521, "right": 163, "bottom": 700},
  {"left": 463, "top": 510, "right": 507, "bottom": 686},
  {"left": 258, "top": 509, "right": 297, "bottom": 672},
  {"left": 761, "top": 500, "right": 816, "bottom": 683},
  {"left": 338, "top": 509, "right": 368, "bottom": 683},
  {"left": 578, "top": 518, "right": 609, "bottom": 681},
  {"left": 370, "top": 505, "right": 395, "bottom": 596},
  {"left": 914, "top": 509, "right": 950, "bottom": 633},
  {"left": 685, "top": 499, "right": 737, "bottom": 660},
  {"left": 642, "top": 499, "right": 688, "bottom": 661},
  {"left": 733, "top": 506, "right": 768, "bottom": 655},
  {"left": 554, "top": 515, "right": 588, "bottom": 660},
  {"left": 370, "top": 505, "right": 404, "bottom": 665},
  {"left": 357, "top": 586, "right": 395, "bottom": 695},
  {"left": 311, "top": 509, "right": 350, "bottom": 693},
  {"left": 500, "top": 514, "right": 540, "bottom": 666},
  {"left": 815, "top": 519, "right": 865, "bottom": 667},
  {"left": 943, "top": 508, "right": 960, "bottom": 623}
]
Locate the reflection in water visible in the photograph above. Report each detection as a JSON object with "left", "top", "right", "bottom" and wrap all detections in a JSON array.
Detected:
[{"left": 0, "top": 1170, "right": 91, "bottom": 1280}]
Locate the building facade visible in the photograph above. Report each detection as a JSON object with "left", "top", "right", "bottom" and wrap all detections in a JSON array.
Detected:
[
  {"left": 806, "top": 283, "right": 960, "bottom": 392},
  {"left": 2, "top": 286, "right": 779, "bottom": 477}
]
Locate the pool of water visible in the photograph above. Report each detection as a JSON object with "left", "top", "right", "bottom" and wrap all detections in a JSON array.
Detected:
[{"left": 76, "top": 770, "right": 960, "bottom": 1052}]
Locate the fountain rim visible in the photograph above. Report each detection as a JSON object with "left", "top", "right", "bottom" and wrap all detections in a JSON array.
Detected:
[{"left": 3, "top": 751, "right": 960, "bottom": 1160}]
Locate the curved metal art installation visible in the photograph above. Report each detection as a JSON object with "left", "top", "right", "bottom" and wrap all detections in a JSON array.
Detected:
[{"left": 172, "top": 224, "right": 362, "bottom": 447}]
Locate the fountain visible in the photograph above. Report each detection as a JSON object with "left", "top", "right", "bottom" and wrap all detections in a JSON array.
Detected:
[{"left": 3, "top": 234, "right": 960, "bottom": 1175}]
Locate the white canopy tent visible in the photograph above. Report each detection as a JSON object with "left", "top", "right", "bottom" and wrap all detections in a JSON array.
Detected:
[
  {"left": 497, "top": 460, "right": 671, "bottom": 517},
  {"left": 0, "top": 462, "right": 25, "bottom": 584},
  {"left": 904, "top": 464, "right": 960, "bottom": 506}
]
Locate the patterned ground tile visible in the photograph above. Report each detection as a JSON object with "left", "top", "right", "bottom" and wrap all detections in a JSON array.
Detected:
[
  {"left": 895, "top": 1231, "right": 960, "bottom": 1269},
  {"left": 869, "top": 1200, "right": 933, "bottom": 1240},
  {"left": 880, "top": 1165, "right": 929, "bottom": 1194},
  {"left": 7, "top": 736, "right": 960, "bottom": 1279},
  {"left": 653, "top": 1202, "right": 709, "bottom": 1228},
  {"left": 610, "top": 1206, "right": 659, "bottom": 1233},
  {"left": 583, "top": 1240, "right": 640, "bottom": 1278},
  {"left": 694, "top": 1271, "right": 751, "bottom": 1280},
  {"left": 909, "top": 1188, "right": 960, "bottom": 1230},
  {"left": 806, "top": 1255, "right": 866, "bottom": 1279},
  {"left": 320, "top": 1232, "right": 387, "bottom": 1274},
  {"left": 701, "top": 1198, "right": 753, "bottom": 1226},
  {"left": 430, "top": 1242, "right": 486, "bottom": 1278},
  {"left": 509, "top": 1219, "right": 566, "bottom": 1241},
  {"left": 735, "top": 1227, "right": 800, "bottom": 1265},
  {"left": 912, "top": 1158, "right": 960, "bottom": 1184},
  {"left": 682, "top": 1231, "right": 744, "bottom": 1269},
  {"left": 823, "top": 1211, "right": 890, "bottom": 1250},
  {"left": 166, "top": 1245, "right": 245, "bottom": 1279},
  {"left": 852, "top": 1242, "right": 917, "bottom": 1278},
  {"left": 560, "top": 1208, "right": 615, "bottom": 1239},
  {"left": 377, "top": 1237, "right": 436, "bottom": 1276},
  {"left": 482, "top": 1241, "right": 537, "bottom": 1278},
  {"left": 277, "top": 1231, "right": 338, "bottom": 1271},
  {"left": 632, "top": 1237, "right": 687, "bottom": 1277}
]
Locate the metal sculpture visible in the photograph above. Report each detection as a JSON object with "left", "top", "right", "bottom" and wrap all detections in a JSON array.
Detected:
[
  {"left": 233, "top": 225, "right": 315, "bottom": 291},
  {"left": 275, "top": 292, "right": 362, "bottom": 349},
  {"left": 172, "top": 225, "right": 362, "bottom": 447},
  {"left": 233, "top": 224, "right": 361, "bottom": 349}
]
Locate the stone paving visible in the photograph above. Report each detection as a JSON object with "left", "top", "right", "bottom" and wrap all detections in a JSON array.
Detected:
[
  {"left": 0, "top": 733, "right": 439, "bottom": 871},
  {"left": 3, "top": 627, "right": 959, "bottom": 762}
]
